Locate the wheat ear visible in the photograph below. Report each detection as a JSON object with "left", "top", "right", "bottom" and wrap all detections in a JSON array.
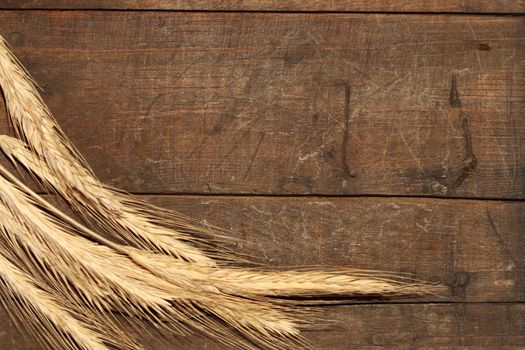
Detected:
[
  {"left": 0, "top": 135, "right": 441, "bottom": 301},
  {"left": 0, "top": 162, "right": 311, "bottom": 350},
  {"left": 0, "top": 243, "right": 128, "bottom": 350},
  {"left": 0, "top": 34, "right": 442, "bottom": 349},
  {"left": 0, "top": 35, "right": 237, "bottom": 266},
  {"left": 0, "top": 34, "right": 442, "bottom": 300},
  {"left": 0, "top": 35, "right": 442, "bottom": 296}
]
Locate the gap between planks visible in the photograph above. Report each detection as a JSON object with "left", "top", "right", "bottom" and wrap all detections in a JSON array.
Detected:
[
  {"left": 0, "top": 9, "right": 523, "bottom": 16},
  {"left": 31, "top": 192, "right": 524, "bottom": 203}
]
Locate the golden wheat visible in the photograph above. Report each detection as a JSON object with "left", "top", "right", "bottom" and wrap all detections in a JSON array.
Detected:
[
  {"left": 0, "top": 162, "right": 310, "bottom": 350},
  {"left": 0, "top": 35, "right": 237, "bottom": 266},
  {"left": 0, "top": 241, "right": 137, "bottom": 350},
  {"left": 0, "top": 134, "right": 440, "bottom": 300},
  {"left": 0, "top": 34, "right": 441, "bottom": 299},
  {"left": 0, "top": 34, "right": 445, "bottom": 350}
]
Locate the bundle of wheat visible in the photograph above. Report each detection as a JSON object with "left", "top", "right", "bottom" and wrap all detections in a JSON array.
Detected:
[{"left": 0, "top": 35, "right": 441, "bottom": 350}]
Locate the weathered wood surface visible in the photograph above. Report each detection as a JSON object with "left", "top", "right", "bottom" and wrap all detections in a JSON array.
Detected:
[
  {"left": 0, "top": 0, "right": 524, "bottom": 13},
  {"left": 2, "top": 303, "right": 524, "bottom": 349},
  {"left": 1, "top": 196, "right": 522, "bottom": 349},
  {"left": 137, "top": 195, "right": 525, "bottom": 302},
  {"left": 2, "top": 195, "right": 523, "bottom": 349},
  {"left": 0, "top": 12, "right": 523, "bottom": 198},
  {"left": 0, "top": 194, "right": 521, "bottom": 303},
  {"left": 0, "top": 8, "right": 523, "bottom": 350}
]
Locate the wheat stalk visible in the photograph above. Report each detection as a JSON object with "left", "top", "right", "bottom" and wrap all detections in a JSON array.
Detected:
[
  {"left": 0, "top": 162, "right": 310, "bottom": 350},
  {"left": 0, "top": 35, "right": 239, "bottom": 267},
  {"left": 0, "top": 34, "right": 444, "bottom": 350},
  {"left": 0, "top": 34, "right": 442, "bottom": 297},
  {"left": 0, "top": 241, "right": 135, "bottom": 350},
  {"left": 0, "top": 34, "right": 441, "bottom": 300},
  {"left": 0, "top": 139, "right": 440, "bottom": 350},
  {"left": 0, "top": 134, "right": 441, "bottom": 301},
  {"left": 0, "top": 208, "right": 144, "bottom": 350}
]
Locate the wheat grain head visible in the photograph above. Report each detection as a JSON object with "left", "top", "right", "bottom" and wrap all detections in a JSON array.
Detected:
[
  {"left": 0, "top": 135, "right": 441, "bottom": 300},
  {"left": 0, "top": 161, "right": 311, "bottom": 350},
  {"left": 0, "top": 35, "right": 231, "bottom": 267},
  {"left": 0, "top": 242, "right": 137, "bottom": 350}
]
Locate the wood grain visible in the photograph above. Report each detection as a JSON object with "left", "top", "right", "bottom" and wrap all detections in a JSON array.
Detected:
[
  {"left": 0, "top": 0, "right": 524, "bottom": 13},
  {"left": 2, "top": 303, "right": 524, "bottom": 349},
  {"left": 0, "top": 5, "right": 523, "bottom": 350},
  {"left": 0, "top": 12, "right": 523, "bottom": 198},
  {"left": 123, "top": 195, "right": 524, "bottom": 302},
  {"left": 0, "top": 195, "right": 520, "bottom": 349}
]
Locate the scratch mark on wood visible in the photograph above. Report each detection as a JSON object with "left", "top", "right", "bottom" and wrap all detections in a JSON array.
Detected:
[
  {"left": 452, "top": 113, "right": 477, "bottom": 189},
  {"left": 218, "top": 128, "right": 252, "bottom": 164},
  {"left": 398, "top": 127, "right": 425, "bottom": 175},
  {"left": 86, "top": 102, "right": 114, "bottom": 146},
  {"left": 449, "top": 73, "right": 462, "bottom": 108},
  {"left": 243, "top": 133, "right": 265, "bottom": 180},
  {"left": 340, "top": 81, "right": 356, "bottom": 178},
  {"left": 307, "top": 31, "right": 371, "bottom": 80},
  {"left": 486, "top": 209, "right": 517, "bottom": 269},
  {"left": 146, "top": 93, "right": 166, "bottom": 117},
  {"left": 467, "top": 19, "right": 483, "bottom": 70}
]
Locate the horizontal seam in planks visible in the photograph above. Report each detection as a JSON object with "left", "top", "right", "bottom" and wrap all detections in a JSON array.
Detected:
[
  {"left": 0, "top": 9, "right": 523, "bottom": 16},
  {"left": 33, "top": 192, "right": 525, "bottom": 203},
  {"left": 293, "top": 301, "right": 525, "bottom": 307}
]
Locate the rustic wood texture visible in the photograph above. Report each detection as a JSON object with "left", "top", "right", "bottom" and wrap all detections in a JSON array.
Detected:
[
  {"left": 0, "top": 195, "right": 521, "bottom": 349},
  {"left": 0, "top": 12, "right": 523, "bottom": 198},
  {"left": 2, "top": 195, "right": 523, "bottom": 348},
  {"left": 0, "top": 7, "right": 524, "bottom": 350},
  {"left": 6, "top": 194, "right": 524, "bottom": 304},
  {"left": 2, "top": 303, "right": 524, "bottom": 349},
  {"left": 138, "top": 195, "right": 525, "bottom": 302},
  {"left": 0, "top": 0, "right": 524, "bottom": 13}
]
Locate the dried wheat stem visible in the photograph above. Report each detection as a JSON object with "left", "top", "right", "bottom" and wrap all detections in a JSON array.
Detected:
[
  {"left": 0, "top": 34, "right": 444, "bottom": 350},
  {"left": 0, "top": 162, "right": 308, "bottom": 350},
  {"left": 0, "top": 35, "right": 224, "bottom": 266},
  {"left": 164, "top": 264, "right": 442, "bottom": 298},
  {"left": 0, "top": 135, "right": 441, "bottom": 300},
  {"left": 0, "top": 245, "right": 118, "bottom": 350},
  {"left": 0, "top": 36, "right": 442, "bottom": 299}
]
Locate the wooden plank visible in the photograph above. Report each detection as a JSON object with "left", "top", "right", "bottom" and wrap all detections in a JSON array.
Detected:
[
  {"left": 0, "top": 12, "right": 523, "bottom": 198},
  {"left": 2, "top": 303, "right": 524, "bottom": 349},
  {"left": 133, "top": 195, "right": 524, "bottom": 302},
  {"left": 181, "top": 304, "right": 525, "bottom": 349},
  {"left": 0, "top": 0, "right": 524, "bottom": 13},
  {"left": 6, "top": 194, "right": 523, "bottom": 302}
]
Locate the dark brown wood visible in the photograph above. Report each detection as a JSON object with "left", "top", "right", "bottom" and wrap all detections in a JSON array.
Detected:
[
  {"left": 0, "top": 12, "right": 523, "bottom": 198},
  {"left": 3, "top": 194, "right": 523, "bottom": 349},
  {"left": 134, "top": 195, "right": 524, "bottom": 302},
  {"left": 0, "top": 8, "right": 523, "bottom": 350},
  {"left": 2, "top": 303, "right": 524, "bottom": 349},
  {"left": 0, "top": 0, "right": 524, "bottom": 13},
  {"left": 298, "top": 303, "right": 525, "bottom": 350}
]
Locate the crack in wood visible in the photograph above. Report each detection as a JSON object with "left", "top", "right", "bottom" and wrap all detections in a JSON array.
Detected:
[
  {"left": 449, "top": 73, "right": 462, "bottom": 108},
  {"left": 340, "top": 81, "right": 356, "bottom": 178},
  {"left": 486, "top": 209, "right": 517, "bottom": 269},
  {"left": 452, "top": 113, "right": 477, "bottom": 189}
]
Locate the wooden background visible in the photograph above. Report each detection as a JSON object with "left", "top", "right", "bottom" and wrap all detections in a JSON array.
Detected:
[{"left": 0, "top": 1, "right": 523, "bottom": 349}]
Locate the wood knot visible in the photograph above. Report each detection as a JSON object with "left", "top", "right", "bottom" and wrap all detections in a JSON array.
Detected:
[{"left": 477, "top": 43, "right": 491, "bottom": 51}]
